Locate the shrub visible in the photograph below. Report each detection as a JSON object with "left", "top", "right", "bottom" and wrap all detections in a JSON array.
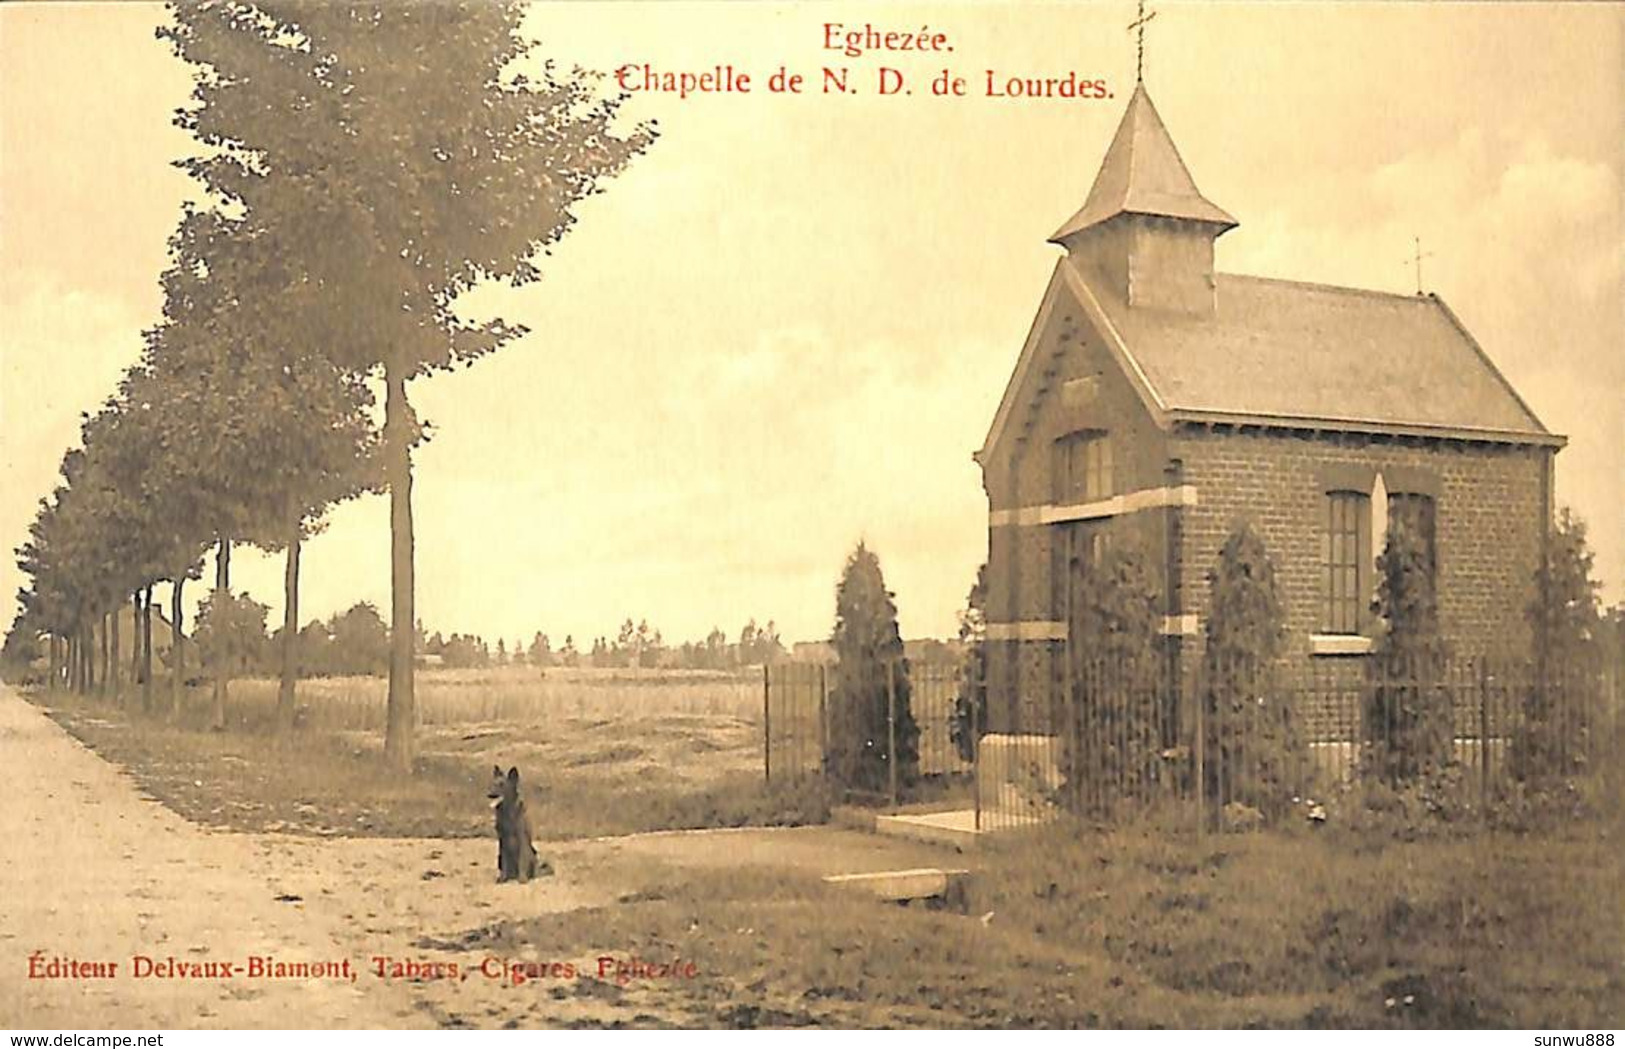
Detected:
[
  {"left": 1062, "top": 545, "right": 1164, "bottom": 813},
  {"left": 1513, "top": 508, "right": 1603, "bottom": 782},
  {"left": 1201, "top": 521, "right": 1305, "bottom": 820},
  {"left": 825, "top": 543, "right": 918, "bottom": 796},
  {"left": 949, "top": 563, "right": 987, "bottom": 764},
  {"left": 1365, "top": 514, "right": 1452, "bottom": 785},
  {"left": 193, "top": 590, "right": 270, "bottom": 679},
  {"left": 1333, "top": 764, "right": 1479, "bottom": 841}
]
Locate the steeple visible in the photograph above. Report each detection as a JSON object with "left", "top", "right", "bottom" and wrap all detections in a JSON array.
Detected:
[{"left": 1051, "top": 83, "right": 1236, "bottom": 316}]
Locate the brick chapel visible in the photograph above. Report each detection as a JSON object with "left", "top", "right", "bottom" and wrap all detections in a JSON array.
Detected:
[{"left": 975, "top": 82, "right": 1564, "bottom": 736}]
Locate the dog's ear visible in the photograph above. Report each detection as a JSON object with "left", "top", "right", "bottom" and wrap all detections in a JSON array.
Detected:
[
  {"left": 492, "top": 764, "right": 503, "bottom": 777},
  {"left": 507, "top": 766, "right": 520, "bottom": 784}
]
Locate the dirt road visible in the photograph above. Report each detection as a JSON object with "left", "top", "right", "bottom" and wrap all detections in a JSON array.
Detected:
[{"left": 0, "top": 687, "right": 952, "bottom": 1029}]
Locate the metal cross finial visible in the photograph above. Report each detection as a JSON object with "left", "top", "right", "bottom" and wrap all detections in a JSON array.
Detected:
[
  {"left": 1128, "top": 0, "right": 1158, "bottom": 84},
  {"left": 1406, "top": 235, "right": 1435, "bottom": 295}
]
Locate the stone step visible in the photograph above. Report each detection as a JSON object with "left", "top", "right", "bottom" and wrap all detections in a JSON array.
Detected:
[
  {"left": 822, "top": 867, "right": 972, "bottom": 904},
  {"left": 873, "top": 809, "right": 982, "bottom": 851}
]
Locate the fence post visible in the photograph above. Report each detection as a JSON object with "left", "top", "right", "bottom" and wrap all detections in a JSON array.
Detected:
[
  {"left": 886, "top": 659, "right": 898, "bottom": 808},
  {"left": 818, "top": 662, "right": 828, "bottom": 777},
  {"left": 1478, "top": 659, "right": 1491, "bottom": 803},
  {"left": 1193, "top": 660, "right": 1206, "bottom": 839},
  {"left": 763, "top": 662, "right": 771, "bottom": 785},
  {"left": 972, "top": 658, "right": 983, "bottom": 832}
]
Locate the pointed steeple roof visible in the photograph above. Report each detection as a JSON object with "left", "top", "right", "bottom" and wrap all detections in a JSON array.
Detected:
[{"left": 1049, "top": 83, "right": 1237, "bottom": 244}]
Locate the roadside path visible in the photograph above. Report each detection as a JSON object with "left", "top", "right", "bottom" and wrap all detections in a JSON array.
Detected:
[
  {"left": 0, "top": 684, "right": 421, "bottom": 1027},
  {"left": 0, "top": 686, "right": 956, "bottom": 1028}
]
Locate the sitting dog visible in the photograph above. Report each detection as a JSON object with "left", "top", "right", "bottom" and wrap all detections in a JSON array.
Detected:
[{"left": 487, "top": 765, "right": 549, "bottom": 883}]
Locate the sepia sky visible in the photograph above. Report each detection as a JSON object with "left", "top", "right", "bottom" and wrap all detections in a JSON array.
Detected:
[{"left": 1, "top": 2, "right": 1620, "bottom": 648}]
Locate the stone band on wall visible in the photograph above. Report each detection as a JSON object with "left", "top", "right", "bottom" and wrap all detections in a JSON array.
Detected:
[
  {"left": 988, "top": 483, "right": 1199, "bottom": 528},
  {"left": 985, "top": 620, "right": 1068, "bottom": 642},
  {"left": 1159, "top": 614, "right": 1199, "bottom": 636},
  {"left": 986, "top": 616, "right": 1197, "bottom": 641}
]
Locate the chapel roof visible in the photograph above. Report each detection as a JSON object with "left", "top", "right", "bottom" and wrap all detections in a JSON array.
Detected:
[
  {"left": 1090, "top": 267, "right": 1557, "bottom": 442},
  {"left": 977, "top": 261, "right": 1562, "bottom": 461},
  {"left": 1049, "top": 82, "right": 1238, "bottom": 243}
]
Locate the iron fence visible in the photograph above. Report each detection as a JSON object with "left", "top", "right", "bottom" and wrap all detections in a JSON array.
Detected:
[
  {"left": 765, "top": 650, "right": 1621, "bottom": 835},
  {"left": 763, "top": 659, "right": 973, "bottom": 806}
]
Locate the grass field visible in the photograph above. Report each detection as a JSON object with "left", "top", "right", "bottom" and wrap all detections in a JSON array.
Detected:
[
  {"left": 26, "top": 666, "right": 827, "bottom": 839},
  {"left": 422, "top": 820, "right": 1624, "bottom": 1028},
  {"left": 231, "top": 665, "right": 764, "bottom": 731}
]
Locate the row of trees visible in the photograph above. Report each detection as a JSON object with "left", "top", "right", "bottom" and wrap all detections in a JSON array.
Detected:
[
  {"left": 4, "top": 2, "right": 652, "bottom": 766},
  {"left": 425, "top": 618, "right": 788, "bottom": 670}
]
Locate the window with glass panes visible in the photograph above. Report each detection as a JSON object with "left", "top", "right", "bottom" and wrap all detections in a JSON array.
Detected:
[
  {"left": 1322, "top": 491, "right": 1369, "bottom": 634},
  {"left": 1053, "top": 432, "right": 1113, "bottom": 504}
]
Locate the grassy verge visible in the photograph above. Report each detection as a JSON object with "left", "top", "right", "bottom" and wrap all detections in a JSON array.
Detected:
[
  {"left": 453, "top": 821, "right": 1622, "bottom": 1028},
  {"left": 25, "top": 686, "right": 828, "bottom": 839},
  {"left": 970, "top": 821, "right": 1623, "bottom": 1026}
]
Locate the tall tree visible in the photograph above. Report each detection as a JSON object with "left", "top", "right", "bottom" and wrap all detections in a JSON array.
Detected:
[
  {"left": 162, "top": 0, "right": 654, "bottom": 770},
  {"left": 139, "top": 208, "right": 379, "bottom": 729}
]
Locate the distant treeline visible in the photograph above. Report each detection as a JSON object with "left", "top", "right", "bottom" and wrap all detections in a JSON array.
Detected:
[
  {"left": 426, "top": 617, "right": 788, "bottom": 672},
  {"left": 171, "top": 606, "right": 796, "bottom": 678}
]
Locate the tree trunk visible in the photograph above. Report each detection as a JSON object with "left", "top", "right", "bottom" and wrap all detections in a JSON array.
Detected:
[
  {"left": 99, "top": 612, "right": 109, "bottom": 697},
  {"left": 141, "top": 587, "right": 154, "bottom": 712},
  {"left": 384, "top": 355, "right": 417, "bottom": 771},
  {"left": 110, "top": 603, "right": 121, "bottom": 705},
  {"left": 211, "top": 538, "right": 231, "bottom": 731},
  {"left": 277, "top": 525, "right": 302, "bottom": 733},
  {"left": 67, "top": 631, "right": 76, "bottom": 693},
  {"left": 171, "top": 576, "right": 186, "bottom": 719},
  {"left": 130, "top": 591, "right": 141, "bottom": 692}
]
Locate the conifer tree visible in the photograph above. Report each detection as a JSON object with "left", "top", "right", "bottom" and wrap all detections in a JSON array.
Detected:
[
  {"left": 1515, "top": 507, "right": 1602, "bottom": 779},
  {"left": 1202, "top": 521, "right": 1300, "bottom": 815},
  {"left": 827, "top": 543, "right": 919, "bottom": 795},
  {"left": 1065, "top": 545, "right": 1162, "bottom": 810},
  {"left": 1367, "top": 514, "right": 1452, "bottom": 784}
]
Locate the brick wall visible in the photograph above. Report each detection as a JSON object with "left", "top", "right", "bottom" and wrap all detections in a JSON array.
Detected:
[
  {"left": 982, "top": 312, "right": 1170, "bottom": 732},
  {"left": 1172, "top": 426, "right": 1552, "bottom": 737}
]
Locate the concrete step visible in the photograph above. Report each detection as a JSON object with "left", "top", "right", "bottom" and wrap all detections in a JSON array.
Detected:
[
  {"left": 822, "top": 866, "right": 972, "bottom": 905},
  {"left": 873, "top": 809, "right": 981, "bottom": 851}
]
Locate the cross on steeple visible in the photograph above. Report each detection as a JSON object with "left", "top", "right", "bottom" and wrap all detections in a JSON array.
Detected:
[
  {"left": 1128, "top": 0, "right": 1157, "bottom": 84},
  {"left": 1406, "top": 235, "right": 1435, "bottom": 295}
]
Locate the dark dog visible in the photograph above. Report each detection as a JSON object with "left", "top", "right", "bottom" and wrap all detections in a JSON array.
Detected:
[{"left": 487, "top": 765, "right": 548, "bottom": 883}]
